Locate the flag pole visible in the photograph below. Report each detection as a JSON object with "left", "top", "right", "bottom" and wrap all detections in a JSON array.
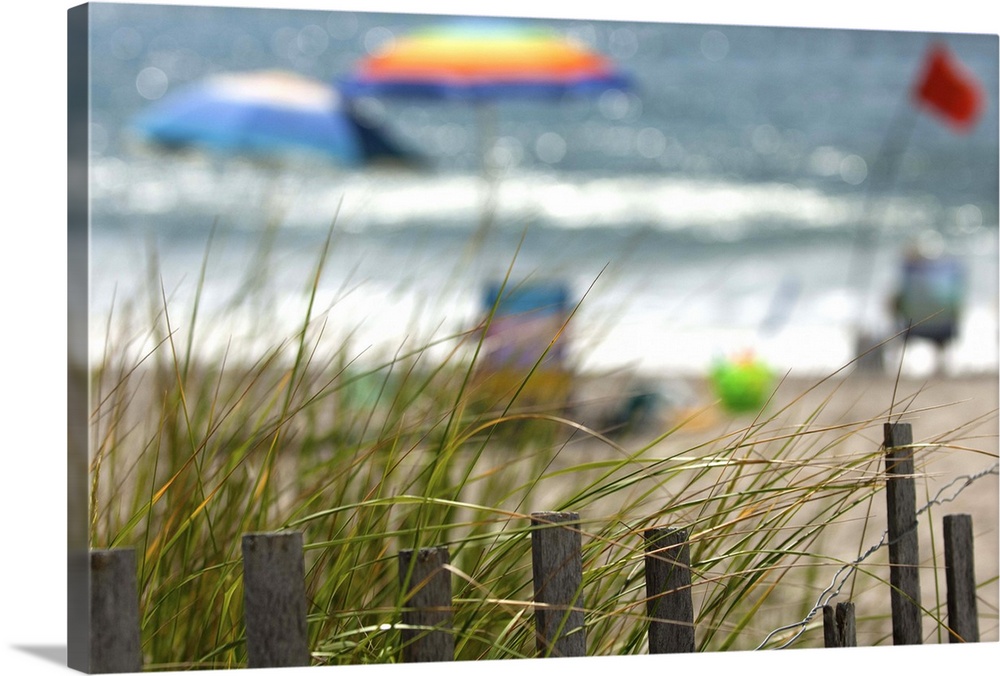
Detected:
[
  {"left": 848, "top": 39, "right": 983, "bottom": 368},
  {"left": 846, "top": 91, "right": 919, "bottom": 372},
  {"left": 846, "top": 94, "right": 919, "bottom": 329}
]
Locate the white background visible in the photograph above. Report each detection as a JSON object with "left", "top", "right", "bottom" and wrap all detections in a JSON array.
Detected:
[{"left": 3, "top": 1, "right": 997, "bottom": 674}]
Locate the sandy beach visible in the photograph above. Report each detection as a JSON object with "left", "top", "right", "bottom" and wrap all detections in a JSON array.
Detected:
[
  {"left": 556, "top": 367, "right": 1000, "bottom": 644},
  {"left": 86, "top": 348, "right": 999, "bottom": 651}
]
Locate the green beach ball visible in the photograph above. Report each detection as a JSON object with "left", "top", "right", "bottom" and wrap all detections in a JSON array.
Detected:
[{"left": 710, "top": 355, "right": 774, "bottom": 414}]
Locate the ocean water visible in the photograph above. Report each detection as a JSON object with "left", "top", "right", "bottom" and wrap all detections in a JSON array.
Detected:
[{"left": 83, "top": 4, "right": 1000, "bottom": 377}]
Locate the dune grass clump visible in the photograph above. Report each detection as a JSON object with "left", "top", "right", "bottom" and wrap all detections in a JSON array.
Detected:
[{"left": 87, "top": 226, "right": 998, "bottom": 669}]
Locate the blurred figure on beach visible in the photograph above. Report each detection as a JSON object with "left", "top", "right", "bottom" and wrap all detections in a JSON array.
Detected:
[{"left": 890, "top": 232, "right": 966, "bottom": 375}]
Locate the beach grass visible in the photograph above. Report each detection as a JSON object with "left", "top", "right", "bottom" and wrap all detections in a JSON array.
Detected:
[{"left": 87, "top": 227, "right": 999, "bottom": 669}]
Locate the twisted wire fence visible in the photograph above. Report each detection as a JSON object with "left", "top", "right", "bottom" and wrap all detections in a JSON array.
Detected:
[{"left": 84, "top": 421, "right": 997, "bottom": 671}]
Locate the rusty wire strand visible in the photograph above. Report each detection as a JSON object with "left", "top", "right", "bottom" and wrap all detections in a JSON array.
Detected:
[{"left": 755, "top": 461, "right": 999, "bottom": 650}]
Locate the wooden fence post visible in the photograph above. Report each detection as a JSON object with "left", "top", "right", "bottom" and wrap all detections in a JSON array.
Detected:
[
  {"left": 90, "top": 548, "right": 142, "bottom": 674},
  {"left": 241, "top": 532, "right": 310, "bottom": 668},
  {"left": 643, "top": 527, "right": 695, "bottom": 653},
  {"left": 943, "top": 514, "right": 979, "bottom": 642},
  {"left": 822, "top": 602, "right": 857, "bottom": 648},
  {"left": 399, "top": 546, "right": 454, "bottom": 662},
  {"left": 531, "top": 511, "right": 586, "bottom": 657},
  {"left": 883, "top": 422, "right": 922, "bottom": 645}
]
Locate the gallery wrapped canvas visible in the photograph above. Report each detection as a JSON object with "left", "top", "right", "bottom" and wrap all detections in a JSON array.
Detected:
[{"left": 66, "top": 1, "right": 998, "bottom": 673}]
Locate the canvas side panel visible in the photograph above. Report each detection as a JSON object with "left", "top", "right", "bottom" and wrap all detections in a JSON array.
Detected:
[{"left": 67, "top": 3, "right": 91, "bottom": 673}]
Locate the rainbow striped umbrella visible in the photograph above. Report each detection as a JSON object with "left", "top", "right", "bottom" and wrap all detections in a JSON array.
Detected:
[
  {"left": 338, "top": 19, "right": 630, "bottom": 233},
  {"left": 338, "top": 19, "right": 630, "bottom": 101},
  {"left": 132, "top": 70, "right": 417, "bottom": 167}
]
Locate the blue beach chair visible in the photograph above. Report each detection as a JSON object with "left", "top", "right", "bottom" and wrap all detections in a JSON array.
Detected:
[{"left": 471, "top": 280, "right": 574, "bottom": 410}]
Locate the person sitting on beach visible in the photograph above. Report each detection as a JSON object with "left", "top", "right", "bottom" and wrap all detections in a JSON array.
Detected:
[{"left": 890, "top": 238, "right": 965, "bottom": 375}]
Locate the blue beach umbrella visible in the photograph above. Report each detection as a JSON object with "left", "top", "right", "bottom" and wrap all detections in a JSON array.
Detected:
[{"left": 131, "top": 69, "right": 418, "bottom": 167}]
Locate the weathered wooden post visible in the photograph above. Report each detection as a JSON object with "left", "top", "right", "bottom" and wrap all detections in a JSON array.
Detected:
[
  {"left": 241, "top": 532, "right": 310, "bottom": 668},
  {"left": 943, "top": 514, "right": 979, "bottom": 642},
  {"left": 90, "top": 548, "right": 142, "bottom": 674},
  {"left": 822, "top": 602, "right": 857, "bottom": 648},
  {"left": 399, "top": 546, "right": 454, "bottom": 662},
  {"left": 643, "top": 527, "right": 695, "bottom": 653},
  {"left": 531, "top": 511, "right": 586, "bottom": 657},
  {"left": 883, "top": 422, "right": 922, "bottom": 645}
]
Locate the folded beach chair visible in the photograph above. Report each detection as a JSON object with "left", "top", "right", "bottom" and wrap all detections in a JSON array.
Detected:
[{"left": 470, "top": 280, "right": 574, "bottom": 412}]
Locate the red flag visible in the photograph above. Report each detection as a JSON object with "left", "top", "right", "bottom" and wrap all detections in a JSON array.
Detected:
[{"left": 913, "top": 43, "right": 983, "bottom": 132}]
